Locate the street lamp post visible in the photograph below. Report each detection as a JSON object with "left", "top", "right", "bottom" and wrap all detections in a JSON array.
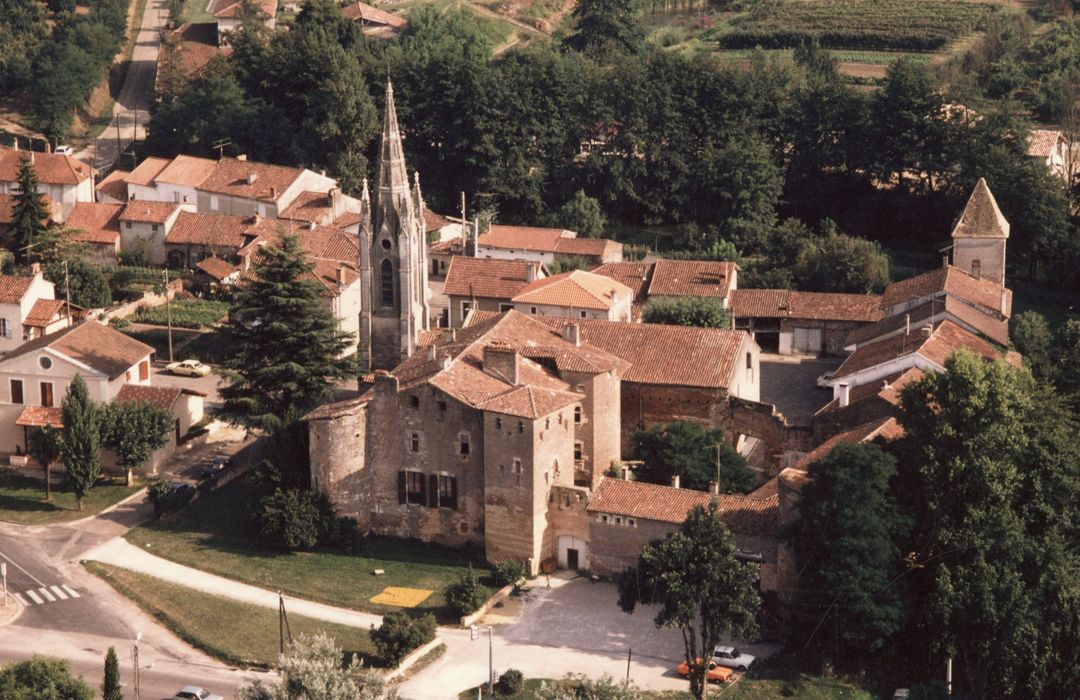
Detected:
[
  {"left": 132, "top": 632, "right": 142, "bottom": 700},
  {"left": 488, "top": 627, "right": 494, "bottom": 698}
]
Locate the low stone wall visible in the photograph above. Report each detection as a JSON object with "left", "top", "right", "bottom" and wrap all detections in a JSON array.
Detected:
[
  {"left": 460, "top": 581, "right": 516, "bottom": 627},
  {"left": 382, "top": 636, "right": 444, "bottom": 683},
  {"left": 100, "top": 279, "right": 182, "bottom": 322}
]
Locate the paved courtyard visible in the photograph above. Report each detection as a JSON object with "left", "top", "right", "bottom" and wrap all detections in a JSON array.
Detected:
[{"left": 759, "top": 355, "right": 841, "bottom": 427}]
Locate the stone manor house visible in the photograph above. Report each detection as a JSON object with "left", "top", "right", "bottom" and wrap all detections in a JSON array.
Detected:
[{"left": 306, "top": 83, "right": 1020, "bottom": 600}]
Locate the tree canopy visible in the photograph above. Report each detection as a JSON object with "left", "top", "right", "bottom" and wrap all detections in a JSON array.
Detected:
[
  {"left": 11, "top": 156, "right": 48, "bottom": 262},
  {"left": 59, "top": 375, "right": 102, "bottom": 511},
  {"left": 100, "top": 400, "right": 173, "bottom": 484},
  {"left": 0, "top": 656, "right": 94, "bottom": 700},
  {"left": 631, "top": 421, "right": 756, "bottom": 493},
  {"left": 641, "top": 296, "right": 731, "bottom": 329}
]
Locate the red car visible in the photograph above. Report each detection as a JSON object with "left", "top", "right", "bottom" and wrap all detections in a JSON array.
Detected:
[{"left": 676, "top": 658, "right": 734, "bottom": 683}]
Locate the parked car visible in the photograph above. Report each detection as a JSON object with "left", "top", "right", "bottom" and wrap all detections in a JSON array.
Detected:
[
  {"left": 675, "top": 659, "right": 733, "bottom": 683},
  {"left": 165, "top": 359, "right": 211, "bottom": 377},
  {"left": 816, "top": 370, "right": 835, "bottom": 388},
  {"left": 711, "top": 645, "right": 756, "bottom": 672},
  {"left": 199, "top": 461, "right": 225, "bottom": 481},
  {"left": 173, "top": 686, "right": 223, "bottom": 700},
  {"left": 54, "top": 145, "right": 73, "bottom": 156}
]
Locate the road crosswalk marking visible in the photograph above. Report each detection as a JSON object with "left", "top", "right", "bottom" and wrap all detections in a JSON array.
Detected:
[{"left": 14, "top": 584, "right": 81, "bottom": 607}]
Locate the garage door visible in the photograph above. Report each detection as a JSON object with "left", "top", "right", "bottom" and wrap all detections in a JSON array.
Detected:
[{"left": 793, "top": 327, "right": 822, "bottom": 353}]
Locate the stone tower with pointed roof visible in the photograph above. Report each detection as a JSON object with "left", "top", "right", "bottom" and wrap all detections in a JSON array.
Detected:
[
  {"left": 359, "top": 81, "right": 430, "bottom": 369},
  {"left": 951, "top": 177, "right": 1009, "bottom": 287}
]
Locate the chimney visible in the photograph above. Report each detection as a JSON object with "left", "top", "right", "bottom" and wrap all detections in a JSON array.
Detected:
[
  {"left": 426, "top": 345, "right": 436, "bottom": 361},
  {"left": 337, "top": 265, "right": 346, "bottom": 285},
  {"left": 838, "top": 383, "right": 850, "bottom": 408},
  {"left": 29, "top": 152, "right": 34, "bottom": 164},
  {"left": 30, "top": 263, "right": 41, "bottom": 276},
  {"left": 449, "top": 328, "right": 457, "bottom": 341},
  {"left": 44, "top": 143, "right": 51, "bottom": 154},
  {"left": 236, "top": 154, "right": 247, "bottom": 161},
  {"left": 329, "top": 187, "right": 343, "bottom": 220},
  {"left": 921, "top": 325, "right": 933, "bottom": 339},
  {"left": 525, "top": 263, "right": 537, "bottom": 282},
  {"left": 620, "top": 466, "right": 629, "bottom": 480},
  {"left": 709, "top": 481, "right": 719, "bottom": 494},
  {"left": 1000, "top": 288, "right": 1008, "bottom": 317},
  {"left": 905, "top": 314, "right": 910, "bottom": 336},
  {"left": 483, "top": 342, "right": 519, "bottom": 385},
  {"left": 246, "top": 172, "right": 257, "bottom": 185},
  {"left": 11, "top": 138, "right": 17, "bottom": 150},
  {"left": 270, "top": 186, "right": 277, "bottom": 199},
  {"left": 562, "top": 322, "right": 581, "bottom": 347},
  {"left": 671, "top": 474, "right": 681, "bottom": 489},
  {"left": 373, "top": 369, "right": 399, "bottom": 395},
  {"left": 307, "top": 220, "right": 316, "bottom": 231}
]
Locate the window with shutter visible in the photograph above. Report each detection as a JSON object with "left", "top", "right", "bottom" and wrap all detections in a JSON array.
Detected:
[
  {"left": 428, "top": 474, "right": 439, "bottom": 508},
  {"left": 397, "top": 471, "right": 407, "bottom": 504},
  {"left": 438, "top": 475, "right": 458, "bottom": 509}
]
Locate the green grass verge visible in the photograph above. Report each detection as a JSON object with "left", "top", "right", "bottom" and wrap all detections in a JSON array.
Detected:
[
  {"left": 0, "top": 470, "right": 141, "bottom": 525},
  {"left": 84, "top": 561, "right": 380, "bottom": 669},
  {"left": 135, "top": 298, "right": 229, "bottom": 329},
  {"left": 125, "top": 475, "right": 497, "bottom": 622},
  {"left": 122, "top": 326, "right": 204, "bottom": 360}
]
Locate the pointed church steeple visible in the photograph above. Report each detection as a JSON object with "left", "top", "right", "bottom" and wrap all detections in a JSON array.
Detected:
[
  {"left": 951, "top": 177, "right": 1009, "bottom": 287},
  {"left": 377, "top": 80, "right": 409, "bottom": 199}
]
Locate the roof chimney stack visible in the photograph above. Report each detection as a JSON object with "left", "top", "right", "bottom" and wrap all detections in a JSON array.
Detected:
[
  {"left": 709, "top": 481, "right": 719, "bottom": 494},
  {"left": 337, "top": 265, "right": 346, "bottom": 285},
  {"left": 246, "top": 172, "right": 257, "bottom": 185},
  {"left": 426, "top": 344, "right": 436, "bottom": 361},
  {"left": 671, "top": 474, "right": 681, "bottom": 489},
  {"left": 483, "top": 342, "right": 520, "bottom": 386},
  {"left": 921, "top": 325, "right": 933, "bottom": 339},
  {"left": 236, "top": 154, "right": 247, "bottom": 161},
  {"left": 838, "top": 382, "right": 850, "bottom": 408},
  {"left": 563, "top": 322, "right": 581, "bottom": 347},
  {"left": 526, "top": 263, "right": 538, "bottom": 282}
]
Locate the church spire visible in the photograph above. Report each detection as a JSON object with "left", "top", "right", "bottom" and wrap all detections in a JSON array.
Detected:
[{"left": 376, "top": 80, "right": 409, "bottom": 197}]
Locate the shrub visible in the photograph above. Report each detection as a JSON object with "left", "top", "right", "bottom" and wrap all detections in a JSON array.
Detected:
[
  {"left": 258, "top": 488, "right": 335, "bottom": 549},
  {"left": 494, "top": 560, "right": 527, "bottom": 588},
  {"left": 371, "top": 611, "right": 436, "bottom": 666},
  {"left": 445, "top": 564, "right": 488, "bottom": 617},
  {"left": 331, "top": 516, "right": 364, "bottom": 554},
  {"left": 497, "top": 668, "right": 525, "bottom": 696},
  {"left": 148, "top": 481, "right": 194, "bottom": 517}
]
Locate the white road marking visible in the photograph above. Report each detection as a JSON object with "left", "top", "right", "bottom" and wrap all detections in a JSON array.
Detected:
[
  {"left": 38, "top": 587, "right": 55, "bottom": 602},
  {"left": 24, "top": 589, "right": 42, "bottom": 605},
  {"left": 49, "top": 586, "right": 67, "bottom": 600},
  {"left": 13, "top": 593, "right": 28, "bottom": 606},
  {"left": 0, "top": 551, "right": 46, "bottom": 588},
  {"left": 62, "top": 585, "right": 80, "bottom": 598}
]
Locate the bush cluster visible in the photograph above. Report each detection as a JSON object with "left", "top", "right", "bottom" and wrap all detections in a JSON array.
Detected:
[
  {"left": 445, "top": 565, "right": 488, "bottom": 618},
  {"left": 258, "top": 488, "right": 335, "bottom": 550},
  {"left": 371, "top": 611, "right": 436, "bottom": 666},
  {"left": 497, "top": 669, "right": 524, "bottom": 696},
  {"left": 493, "top": 560, "right": 527, "bottom": 588}
]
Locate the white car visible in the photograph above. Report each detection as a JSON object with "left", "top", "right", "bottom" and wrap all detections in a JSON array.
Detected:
[
  {"left": 165, "top": 359, "right": 211, "bottom": 377},
  {"left": 816, "top": 371, "right": 835, "bottom": 388},
  {"left": 54, "top": 145, "right": 73, "bottom": 155},
  {"left": 173, "top": 687, "right": 223, "bottom": 700},
  {"left": 711, "top": 645, "right": 756, "bottom": 672}
]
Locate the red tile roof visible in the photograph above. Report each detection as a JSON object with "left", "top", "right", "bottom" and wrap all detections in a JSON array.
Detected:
[
  {"left": 195, "top": 256, "right": 237, "bottom": 281},
  {"left": 443, "top": 257, "right": 540, "bottom": 300},
  {"left": 279, "top": 190, "right": 362, "bottom": 229},
  {"left": 209, "top": 0, "right": 277, "bottom": 18},
  {"left": 553, "top": 237, "right": 621, "bottom": 258},
  {"left": 153, "top": 154, "right": 217, "bottom": 188},
  {"left": 881, "top": 266, "right": 1010, "bottom": 317},
  {"left": 67, "top": 202, "right": 122, "bottom": 245},
  {"left": 0, "top": 150, "right": 94, "bottom": 186},
  {"left": 251, "top": 220, "right": 359, "bottom": 264},
  {"left": 198, "top": 157, "right": 303, "bottom": 203},
  {"left": 0, "top": 194, "right": 13, "bottom": 225},
  {"left": 511, "top": 270, "right": 631, "bottom": 311},
  {"left": 430, "top": 237, "right": 465, "bottom": 255},
  {"left": 730, "top": 289, "right": 884, "bottom": 322},
  {"left": 125, "top": 157, "right": 172, "bottom": 186},
  {"left": 477, "top": 225, "right": 570, "bottom": 253},
  {"left": 587, "top": 477, "right": 778, "bottom": 534},
  {"left": 423, "top": 210, "right": 453, "bottom": 233},
  {"left": 0, "top": 275, "right": 36, "bottom": 304},
  {"left": 789, "top": 417, "right": 903, "bottom": 473},
  {"left": 846, "top": 296, "right": 1008, "bottom": 348},
  {"left": 157, "top": 23, "right": 229, "bottom": 90},
  {"left": 591, "top": 261, "right": 652, "bottom": 304},
  {"left": 475, "top": 384, "right": 582, "bottom": 419},
  {"left": 15, "top": 405, "right": 63, "bottom": 429},
  {"left": 340, "top": 1, "right": 407, "bottom": 27},
  {"left": 116, "top": 383, "right": 184, "bottom": 411},
  {"left": 648, "top": 260, "right": 737, "bottom": 300},
  {"left": 951, "top": 178, "right": 1009, "bottom": 239},
  {"left": 166, "top": 211, "right": 256, "bottom": 249},
  {"left": 24, "top": 299, "right": 67, "bottom": 328},
  {"left": 120, "top": 201, "right": 182, "bottom": 224},
  {"left": 1027, "top": 129, "right": 1065, "bottom": 158},
  {"left": 0, "top": 321, "right": 152, "bottom": 378},
  {"left": 816, "top": 367, "right": 924, "bottom": 415},
  {"left": 95, "top": 169, "right": 129, "bottom": 201}
]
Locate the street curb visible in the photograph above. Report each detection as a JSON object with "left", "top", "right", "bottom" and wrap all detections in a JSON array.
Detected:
[
  {"left": 0, "top": 596, "right": 24, "bottom": 629},
  {"left": 57, "top": 486, "right": 149, "bottom": 529},
  {"left": 384, "top": 636, "right": 444, "bottom": 683}
]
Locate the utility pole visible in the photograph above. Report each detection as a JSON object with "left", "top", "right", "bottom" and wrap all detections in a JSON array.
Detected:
[
  {"left": 162, "top": 269, "right": 173, "bottom": 362},
  {"left": 132, "top": 632, "right": 141, "bottom": 700},
  {"left": 946, "top": 657, "right": 952, "bottom": 696},
  {"left": 625, "top": 647, "right": 631, "bottom": 683},
  {"left": 716, "top": 444, "right": 721, "bottom": 487},
  {"left": 115, "top": 115, "right": 121, "bottom": 165},
  {"left": 487, "top": 627, "right": 494, "bottom": 698},
  {"left": 62, "top": 260, "right": 71, "bottom": 327}
]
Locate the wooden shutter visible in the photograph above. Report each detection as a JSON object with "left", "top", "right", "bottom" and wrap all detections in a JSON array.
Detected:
[
  {"left": 397, "top": 471, "right": 407, "bottom": 504},
  {"left": 449, "top": 476, "right": 458, "bottom": 511},
  {"left": 428, "top": 474, "right": 439, "bottom": 508},
  {"left": 418, "top": 472, "right": 427, "bottom": 506}
]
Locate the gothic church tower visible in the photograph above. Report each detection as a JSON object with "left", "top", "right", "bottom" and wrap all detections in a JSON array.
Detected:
[{"left": 359, "top": 81, "right": 430, "bottom": 369}]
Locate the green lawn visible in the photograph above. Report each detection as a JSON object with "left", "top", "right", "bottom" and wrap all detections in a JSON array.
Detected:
[
  {"left": 136, "top": 298, "right": 229, "bottom": 329},
  {"left": 0, "top": 470, "right": 141, "bottom": 525},
  {"left": 121, "top": 326, "right": 203, "bottom": 361},
  {"left": 125, "top": 475, "right": 496, "bottom": 622},
  {"left": 84, "top": 561, "right": 380, "bottom": 669}
]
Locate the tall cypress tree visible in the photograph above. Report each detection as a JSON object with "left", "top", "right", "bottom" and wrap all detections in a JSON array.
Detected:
[
  {"left": 219, "top": 233, "right": 356, "bottom": 433},
  {"left": 59, "top": 375, "right": 101, "bottom": 511},
  {"left": 11, "top": 154, "right": 48, "bottom": 262},
  {"left": 101, "top": 647, "right": 122, "bottom": 700}
]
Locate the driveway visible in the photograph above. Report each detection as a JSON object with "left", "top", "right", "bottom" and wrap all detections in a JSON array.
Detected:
[
  {"left": 399, "top": 575, "right": 779, "bottom": 699},
  {"left": 759, "top": 355, "right": 841, "bottom": 427},
  {"left": 152, "top": 364, "right": 224, "bottom": 409}
]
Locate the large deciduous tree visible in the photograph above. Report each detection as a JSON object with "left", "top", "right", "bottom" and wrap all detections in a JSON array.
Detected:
[
  {"left": 792, "top": 231, "right": 891, "bottom": 294},
  {"left": 11, "top": 155, "right": 48, "bottom": 262},
  {"left": 100, "top": 401, "right": 173, "bottom": 487},
  {"left": 27, "top": 425, "right": 61, "bottom": 502},
  {"left": 59, "top": 375, "right": 102, "bottom": 511},
  {"left": 631, "top": 421, "right": 756, "bottom": 493},
  {"left": 237, "top": 632, "right": 391, "bottom": 700},
  {"left": 617, "top": 501, "right": 760, "bottom": 700},
  {"left": 0, "top": 656, "right": 94, "bottom": 699},
  {"left": 563, "top": 0, "right": 645, "bottom": 59},
  {"left": 219, "top": 234, "right": 356, "bottom": 433},
  {"left": 786, "top": 442, "right": 910, "bottom": 663},
  {"left": 641, "top": 296, "right": 731, "bottom": 329}
]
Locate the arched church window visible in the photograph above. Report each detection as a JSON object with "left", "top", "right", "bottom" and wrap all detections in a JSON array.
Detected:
[{"left": 380, "top": 259, "right": 394, "bottom": 306}]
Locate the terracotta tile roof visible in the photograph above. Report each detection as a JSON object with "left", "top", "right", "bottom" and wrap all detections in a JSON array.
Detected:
[
  {"left": 444, "top": 257, "right": 540, "bottom": 299},
  {"left": 816, "top": 367, "right": 924, "bottom": 415},
  {"left": 951, "top": 178, "right": 1010, "bottom": 239},
  {"left": 158, "top": 23, "right": 229, "bottom": 89},
  {"left": 198, "top": 157, "right": 303, "bottom": 202},
  {"left": 789, "top": 417, "right": 903, "bottom": 473},
  {"left": 253, "top": 220, "right": 360, "bottom": 264},
  {"left": 67, "top": 202, "right": 122, "bottom": 245},
  {"left": 15, "top": 405, "right": 63, "bottom": 429},
  {"left": 24, "top": 299, "right": 67, "bottom": 327},
  {"left": 166, "top": 211, "right": 256, "bottom": 249},
  {"left": 0, "top": 194, "right": 13, "bottom": 224},
  {"left": 553, "top": 237, "right": 620, "bottom": 258},
  {"left": 209, "top": 0, "right": 277, "bottom": 18},
  {"left": 527, "top": 316, "right": 747, "bottom": 390},
  {"left": 195, "top": 256, "right": 237, "bottom": 281},
  {"left": 477, "top": 225, "right": 570, "bottom": 253},
  {"left": 309, "top": 259, "right": 358, "bottom": 295},
  {"left": 95, "top": 169, "right": 129, "bottom": 201},
  {"left": 154, "top": 154, "right": 217, "bottom": 188},
  {"left": 648, "top": 260, "right": 737, "bottom": 300},
  {"left": 430, "top": 237, "right": 464, "bottom": 255},
  {"left": 511, "top": 270, "right": 632, "bottom": 311},
  {"left": 116, "top": 383, "right": 183, "bottom": 411},
  {"left": 423, "top": 210, "right": 453, "bottom": 232},
  {"left": 587, "top": 477, "right": 778, "bottom": 534},
  {"left": 881, "top": 266, "right": 1010, "bottom": 317},
  {"left": 846, "top": 296, "right": 1008, "bottom": 348},
  {"left": 1026, "top": 129, "right": 1064, "bottom": 159},
  {"left": 0, "top": 150, "right": 94, "bottom": 186},
  {"left": 476, "top": 385, "right": 582, "bottom": 419},
  {"left": 0, "top": 275, "right": 36, "bottom": 304},
  {"left": 279, "top": 190, "right": 363, "bottom": 229},
  {"left": 341, "top": 1, "right": 407, "bottom": 27},
  {"left": 302, "top": 395, "right": 372, "bottom": 421},
  {"left": 730, "top": 289, "right": 883, "bottom": 322},
  {"left": 591, "top": 261, "right": 652, "bottom": 304},
  {"left": 125, "top": 157, "right": 172, "bottom": 186},
  {"left": 515, "top": 346, "right": 601, "bottom": 373},
  {"left": 0, "top": 321, "right": 151, "bottom": 378},
  {"left": 120, "top": 201, "right": 182, "bottom": 224},
  {"left": 831, "top": 320, "right": 1007, "bottom": 382}
]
